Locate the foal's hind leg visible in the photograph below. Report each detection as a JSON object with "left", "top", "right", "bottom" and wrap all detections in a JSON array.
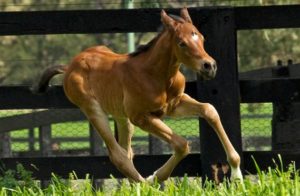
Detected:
[
  {"left": 170, "top": 94, "right": 243, "bottom": 181},
  {"left": 81, "top": 100, "right": 144, "bottom": 182}
]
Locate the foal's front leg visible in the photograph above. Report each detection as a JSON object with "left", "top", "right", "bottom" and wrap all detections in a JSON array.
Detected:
[
  {"left": 130, "top": 115, "right": 190, "bottom": 182},
  {"left": 170, "top": 94, "right": 243, "bottom": 181},
  {"left": 115, "top": 117, "right": 135, "bottom": 161}
]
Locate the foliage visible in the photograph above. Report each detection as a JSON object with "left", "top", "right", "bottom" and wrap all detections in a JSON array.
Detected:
[
  {"left": 0, "top": 158, "right": 299, "bottom": 195},
  {"left": 0, "top": 163, "right": 37, "bottom": 190},
  {"left": 1, "top": 0, "right": 300, "bottom": 85},
  {"left": 238, "top": 28, "right": 300, "bottom": 72}
]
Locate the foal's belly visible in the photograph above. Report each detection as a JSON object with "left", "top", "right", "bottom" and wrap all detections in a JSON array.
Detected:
[
  {"left": 90, "top": 81, "right": 126, "bottom": 118},
  {"left": 100, "top": 97, "right": 126, "bottom": 118}
]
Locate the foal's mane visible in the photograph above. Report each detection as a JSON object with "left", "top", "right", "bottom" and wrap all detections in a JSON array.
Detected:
[
  {"left": 129, "top": 30, "right": 164, "bottom": 57},
  {"left": 129, "top": 14, "right": 184, "bottom": 57}
]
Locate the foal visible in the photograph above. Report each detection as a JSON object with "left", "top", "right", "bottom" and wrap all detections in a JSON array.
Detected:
[{"left": 34, "top": 8, "right": 242, "bottom": 182}]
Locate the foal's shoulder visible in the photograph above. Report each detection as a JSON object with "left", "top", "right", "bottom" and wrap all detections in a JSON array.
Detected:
[
  {"left": 172, "top": 71, "right": 186, "bottom": 89},
  {"left": 167, "top": 71, "right": 186, "bottom": 97}
]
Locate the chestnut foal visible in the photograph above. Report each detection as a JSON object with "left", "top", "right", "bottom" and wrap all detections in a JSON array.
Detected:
[{"left": 34, "top": 8, "right": 242, "bottom": 182}]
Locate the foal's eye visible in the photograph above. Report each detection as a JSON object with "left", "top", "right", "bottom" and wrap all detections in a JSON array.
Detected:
[{"left": 178, "top": 41, "right": 187, "bottom": 48}]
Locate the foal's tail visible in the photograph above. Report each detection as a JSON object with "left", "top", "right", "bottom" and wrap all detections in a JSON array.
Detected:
[{"left": 31, "top": 65, "right": 67, "bottom": 94}]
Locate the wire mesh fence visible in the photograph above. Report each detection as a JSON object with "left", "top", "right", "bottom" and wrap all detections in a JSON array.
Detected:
[
  {"left": 240, "top": 103, "right": 272, "bottom": 151},
  {"left": 0, "top": 103, "right": 273, "bottom": 158},
  {"left": 0, "top": 109, "right": 200, "bottom": 157}
]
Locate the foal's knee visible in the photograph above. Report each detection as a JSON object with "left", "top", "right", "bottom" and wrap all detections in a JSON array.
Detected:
[
  {"left": 129, "top": 115, "right": 149, "bottom": 128},
  {"left": 172, "top": 135, "right": 190, "bottom": 157},
  {"left": 201, "top": 103, "right": 220, "bottom": 124}
]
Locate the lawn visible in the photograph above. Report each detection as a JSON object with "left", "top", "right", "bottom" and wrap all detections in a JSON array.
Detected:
[
  {"left": 1, "top": 104, "right": 298, "bottom": 196},
  {"left": 0, "top": 158, "right": 299, "bottom": 196}
]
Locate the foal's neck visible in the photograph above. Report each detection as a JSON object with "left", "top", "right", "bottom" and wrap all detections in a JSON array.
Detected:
[{"left": 138, "top": 31, "right": 180, "bottom": 81}]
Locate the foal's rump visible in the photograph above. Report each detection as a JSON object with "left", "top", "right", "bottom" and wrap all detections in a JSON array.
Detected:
[
  {"left": 63, "top": 46, "right": 128, "bottom": 116},
  {"left": 32, "top": 45, "right": 128, "bottom": 117}
]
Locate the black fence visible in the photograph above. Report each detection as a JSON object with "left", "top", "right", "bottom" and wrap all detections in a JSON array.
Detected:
[
  {"left": 0, "top": 108, "right": 272, "bottom": 157},
  {"left": 0, "top": 5, "right": 300, "bottom": 181},
  {"left": 0, "top": 109, "right": 202, "bottom": 157}
]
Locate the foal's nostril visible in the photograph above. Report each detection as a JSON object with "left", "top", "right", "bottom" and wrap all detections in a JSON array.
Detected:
[{"left": 203, "top": 63, "right": 211, "bottom": 71}]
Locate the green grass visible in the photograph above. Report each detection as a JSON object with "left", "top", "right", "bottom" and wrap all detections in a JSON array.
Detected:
[{"left": 0, "top": 158, "right": 299, "bottom": 195}]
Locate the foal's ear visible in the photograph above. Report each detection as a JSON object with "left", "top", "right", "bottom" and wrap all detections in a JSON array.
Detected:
[
  {"left": 161, "top": 9, "right": 176, "bottom": 30},
  {"left": 180, "top": 7, "right": 193, "bottom": 24}
]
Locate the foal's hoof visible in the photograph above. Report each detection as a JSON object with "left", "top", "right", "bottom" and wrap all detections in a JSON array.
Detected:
[
  {"left": 146, "top": 171, "right": 157, "bottom": 184},
  {"left": 230, "top": 167, "right": 243, "bottom": 182}
]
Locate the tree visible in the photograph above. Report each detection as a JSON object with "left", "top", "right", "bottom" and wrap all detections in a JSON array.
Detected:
[
  {"left": 0, "top": 0, "right": 130, "bottom": 85},
  {"left": 0, "top": 0, "right": 299, "bottom": 85}
]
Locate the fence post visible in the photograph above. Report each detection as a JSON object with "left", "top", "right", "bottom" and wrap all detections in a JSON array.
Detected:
[
  {"left": 0, "top": 133, "right": 12, "bottom": 157},
  {"left": 149, "top": 135, "right": 164, "bottom": 155},
  {"left": 28, "top": 128, "right": 35, "bottom": 152},
  {"left": 195, "top": 8, "right": 243, "bottom": 182},
  {"left": 272, "top": 60, "right": 300, "bottom": 150},
  {"left": 89, "top": 123, "right": 106, "bottom": 155},
  {"left": 39, "top": 125, "right": 52, "bottom": 156}
]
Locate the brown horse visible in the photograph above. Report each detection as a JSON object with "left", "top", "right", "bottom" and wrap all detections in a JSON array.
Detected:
[{"left": 34, "top": 8, "right": 242, "bottom": 182}]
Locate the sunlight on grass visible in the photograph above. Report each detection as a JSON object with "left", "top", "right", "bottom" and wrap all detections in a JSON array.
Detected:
[{"left": 0, "top": 157, "right": 299, "bottom": 195}]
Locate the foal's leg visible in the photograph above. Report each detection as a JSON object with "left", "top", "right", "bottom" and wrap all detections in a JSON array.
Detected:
[
  {"left": 115, "top": 118, "right": 135, "bottom": 161},
  {"left": 169, "top": 94, "right": 243, "bottom": 181},
  {"left": 130, "top": 115, "right": 190, "bottom": 182},
  {"left": 81, "top": 100, "right": 144, "bottom": 182}
]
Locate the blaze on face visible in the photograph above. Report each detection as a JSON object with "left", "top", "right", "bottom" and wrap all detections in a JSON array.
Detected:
[{"left": 161, "top": 8, "right": 217, "bottom": 80}]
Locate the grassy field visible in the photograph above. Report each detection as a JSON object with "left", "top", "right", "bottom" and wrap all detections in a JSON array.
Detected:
[
  {"left": 1, "top": 105, "right": 298, "bottom": 195},
  {"left": 2, "top": 103, "right": 273, "bottom": 152},
  {"left": 0, "top": 158, "right": 299, "bottom": 195}
]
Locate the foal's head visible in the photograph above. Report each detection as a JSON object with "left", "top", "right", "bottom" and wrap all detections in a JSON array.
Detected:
[{"left": 161, "top": 8, "right": 217, "bottom": 80}]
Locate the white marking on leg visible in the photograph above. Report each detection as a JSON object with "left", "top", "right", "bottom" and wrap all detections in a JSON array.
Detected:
[
  {"left": 230, "top": 166, "right": 243, "bottom": 182},
  {"left": 146, "top": 171, "right": 157, "bottom": 184}
]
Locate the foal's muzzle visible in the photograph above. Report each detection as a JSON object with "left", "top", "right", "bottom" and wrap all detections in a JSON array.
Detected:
[{"left": 199, "top": 60, "right": 217, "bottom": 80}]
